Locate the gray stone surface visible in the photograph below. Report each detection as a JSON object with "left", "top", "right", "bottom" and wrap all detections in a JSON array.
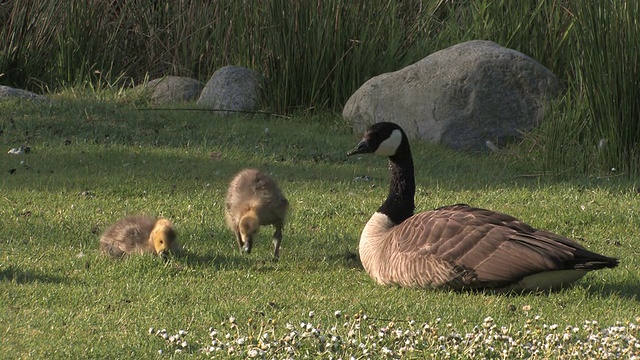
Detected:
[
  {"left": 343, "top": 40, "right": 561, "bottom": 151},
  {"left": 145, "top": 76, "right": 204, "bottom": 104},
  {"left": 197, "top": 66, "right": 265, "bottom": 116},
  {"left": 0, "top": 86, "right": 48, "bottom": 102}
]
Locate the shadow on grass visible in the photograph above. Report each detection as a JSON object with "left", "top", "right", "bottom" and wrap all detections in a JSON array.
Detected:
[
  {"left": 175, "top": 247, "right": 364, "bottom": 272},
  {"left": 323, "top": 249, "right": 363, "bottom": 270},
  {"left": 0, "top": 266, "right": 68, "bottom": 284},
  {"left": 586, "top": 282, "right": 640, "bottom": 302},
  {"left": 177, "top": 250, "right": 264, "bottom": 270},
  {"left": 473, "top": 279, "right": 640, "bottom": 301}
]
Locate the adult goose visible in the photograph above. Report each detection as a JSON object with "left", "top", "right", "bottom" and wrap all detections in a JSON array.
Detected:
[{"left": 347, "top": 122, "right": 619, "bottom": 291}]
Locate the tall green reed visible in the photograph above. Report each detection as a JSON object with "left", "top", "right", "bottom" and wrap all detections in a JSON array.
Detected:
[
  {"left": 571, "top": 0, "right": 640, "bottom": 176},
  {"left": 0, "top": 0, "right": 448, "bottom": 112},
  {"left": 1, "top": 0, "right": 639, "bottom": 178}
]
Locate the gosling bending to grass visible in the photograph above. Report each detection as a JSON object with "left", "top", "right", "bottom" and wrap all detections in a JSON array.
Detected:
[
  {"left": 347, "top": 122, "right": 618, "bottom": 291},
  {"left": 225, "top": 168, "right": 289, "bottom": 260},
  {"left": 99, "top": 215, "right": 179, "bottom": 259}
]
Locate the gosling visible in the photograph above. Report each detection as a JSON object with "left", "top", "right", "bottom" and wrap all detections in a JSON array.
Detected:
[
  {"left": 225, "top": 168, "right": 289, "bottom": 260},
  {"left": 99, "top": 215, "right": 179, "bottom": 259}
]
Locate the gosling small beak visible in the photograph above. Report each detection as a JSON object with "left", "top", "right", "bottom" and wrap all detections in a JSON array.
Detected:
[{"left": 347, "top": 140, "right": 371, "bottom": 156}]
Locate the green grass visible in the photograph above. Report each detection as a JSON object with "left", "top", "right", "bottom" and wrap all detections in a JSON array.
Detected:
[{"left": 1, "top": 99, "right": 639, "bottom": 358}]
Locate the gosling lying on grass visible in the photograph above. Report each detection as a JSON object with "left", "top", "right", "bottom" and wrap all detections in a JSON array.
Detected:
[
  {"left": 225, "top": 168, "right": 289, "bottom": 260},
  {"left": 99, "top": 215, "right": 179, "bottom": 259}
]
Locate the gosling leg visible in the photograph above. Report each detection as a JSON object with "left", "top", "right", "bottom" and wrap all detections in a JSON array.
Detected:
[
  {"left": 234, "top": 228, "right": 244, "bottom": 253},
  {"left": 272, "top": 224, "right": 283, "bottom": 261}
]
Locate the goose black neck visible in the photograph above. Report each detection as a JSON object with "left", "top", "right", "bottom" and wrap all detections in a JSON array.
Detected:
[{"left": 378, "top": 145, "right": 415, "bottom": 225}]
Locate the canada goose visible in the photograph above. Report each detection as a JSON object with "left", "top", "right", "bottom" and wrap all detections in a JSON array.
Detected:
[
  {"left": 99, "top": 215, "right": 179, "bottom": 259},
  {"left": 347, "top": 122, "right": 619, "bottom": 291},
  {"left": 225, "top": 168, "right": 289, "bottom": 259}
]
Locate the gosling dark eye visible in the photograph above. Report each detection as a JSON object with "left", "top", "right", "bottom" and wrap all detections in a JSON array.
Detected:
[{"left": 159, "top": 240, "right": 164, "bottom": 244}]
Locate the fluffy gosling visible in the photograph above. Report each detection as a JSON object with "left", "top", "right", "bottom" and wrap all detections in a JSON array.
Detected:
[
  {"left": 225, "top": 168, "right": 289, "bottom": 260},
  {"left": 99, "top": 215, "right": 179, "bottom": 259}
]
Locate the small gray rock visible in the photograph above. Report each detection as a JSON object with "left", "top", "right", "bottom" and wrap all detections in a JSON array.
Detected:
[
  {"left": 197, "top": 66, "right": 265, "bottom": 116},
  {"left": 145, "top": 76, "right": 204, "bottom": 104},
  {"left": 0, "top": 86, "right": 48, "bottom": 103}
]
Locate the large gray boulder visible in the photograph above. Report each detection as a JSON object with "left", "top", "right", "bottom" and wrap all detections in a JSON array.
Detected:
[
  {"left": 197, "top": 66, "right": 265, "bottom": 116},
  {"left": 0, "top": 86, "right": 48, "bottom": 103},
  {"left": 145, "top": 76, "right": 204, "bottom": 104},
  {"left": 343, "top": 40, "right": 561, "bottom": 151}
]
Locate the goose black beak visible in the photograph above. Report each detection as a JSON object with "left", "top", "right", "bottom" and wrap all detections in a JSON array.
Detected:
[{"left": 347, "top": 140, "right": 371, "bottom": 156}]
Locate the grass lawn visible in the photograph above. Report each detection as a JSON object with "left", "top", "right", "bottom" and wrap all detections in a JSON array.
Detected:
[{"left": 1, "top": 99, "right": 638, "bottom": 359}]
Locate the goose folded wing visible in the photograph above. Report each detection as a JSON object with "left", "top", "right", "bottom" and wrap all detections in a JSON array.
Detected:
[{"left": 393, "top": 209, "right": 580, "bottom": 284}]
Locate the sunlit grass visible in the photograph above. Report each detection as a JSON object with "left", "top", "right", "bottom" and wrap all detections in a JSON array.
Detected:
[{"left": 1, "top": 99, "right": 638, "bottom": 358}]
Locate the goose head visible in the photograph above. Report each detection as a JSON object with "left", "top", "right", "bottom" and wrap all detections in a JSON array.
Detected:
[
  {"left": 347, "top": 122, "right": 408, "bottom": 158},
  {"left": 238, "top": 210, "right": 260, "bottom": 254},
  {"left": 149, "top": 218, "right": 177, "bottom": 258},
  {"left": 348, "top": 122, "right": 416, "bottom": 224}
]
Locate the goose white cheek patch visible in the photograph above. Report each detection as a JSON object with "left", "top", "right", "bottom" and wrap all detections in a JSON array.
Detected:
[{"left": 374, "top": 129, "right": 403, "bottom": 156}]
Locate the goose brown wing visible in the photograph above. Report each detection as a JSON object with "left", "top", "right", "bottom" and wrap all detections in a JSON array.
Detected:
[{"left": 392, "top": 205, "right": 586, "bottom": 285}]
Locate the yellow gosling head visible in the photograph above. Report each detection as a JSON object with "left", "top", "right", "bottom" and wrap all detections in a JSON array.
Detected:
[
  {"left": 149, "top": 218, "right": 177, "bottom": 258},
  {"left": 238, "top": 210, "right": 260, "bottom": 254}
]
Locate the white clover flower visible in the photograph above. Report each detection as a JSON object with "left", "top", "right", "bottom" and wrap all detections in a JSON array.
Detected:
[
  {"left": 236, "top": 337, "right": 245, "bottom": 345},
  {"left": 229, "top": 316, "right": 236, "bottom": 324},
  {"left": 178, "top": 329, "right": 186, "bottom": 336},
  {"left": 148, "top": 327, "right": 154, "bottom": 334},
  {"left": 308, "top": 311, "right": 315, "bottom": 318},
  {"left": 334, "top": 310, "right": 342, "bottom": 318},
  {"left": 247, "top": 349, "right": 258, "bottom": 357},
  {"left": 550, "top": 324, "right": 559, "bottom": 331}
]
